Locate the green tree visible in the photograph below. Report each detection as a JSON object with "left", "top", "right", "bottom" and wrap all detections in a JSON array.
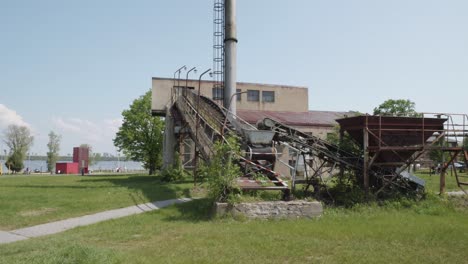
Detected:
[
  {"left": 373, "top": 99, "right": 421, "bottom": 117},
  {"left": 326, "top": 125, "right": 361, "bottom": 155},
  {"left": 114, "top": 90, "right": 164, "bottom": 175},
  {"left": 79, "top": 144, "right": 100, "bottom": 166},
  {"left": 3, "top": 125, "right": 34, "bottom": 173},
  {"left": 92, "top": 152, "right": 102, "bottom": 166},
  {"left": 46, "top": 131, "right": 61, "bottom": 173}
]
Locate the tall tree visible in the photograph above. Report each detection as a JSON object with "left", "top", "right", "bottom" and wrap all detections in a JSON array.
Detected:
[
  {"left": 3, "top": 125, "right": 34, "bottom": 172},
  {"left": 114, "top": 90, "right": 164, "bottom": 175},
  {"left": 79, "top": 143, "right": 99, "bottom": 166},
  {"left": 46, "top": 131, "right": 61, "bottom": 172},
  {"left": 373, "top": 99, "right": 420, "bottom": 117}
]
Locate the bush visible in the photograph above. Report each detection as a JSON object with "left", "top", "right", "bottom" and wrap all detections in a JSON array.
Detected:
[
  {"left": 5, "top": 151, "right": 24, "bottom": 173},
  {"left": 160, "top": 152, "right": 189, "bottom": 182},
  {"left": 327, "top": 177, "right": 367, "bottom": 207},
  {"left": 160, "top": 167, "right": 188, "bottom": 182},
  {"left": 199, "top": 135, "right": 242, "bottom": 203}
]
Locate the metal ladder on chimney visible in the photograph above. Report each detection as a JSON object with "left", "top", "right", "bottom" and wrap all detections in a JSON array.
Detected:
[{"left": 213, "top": 0, "right": 225, "bottom": 104}]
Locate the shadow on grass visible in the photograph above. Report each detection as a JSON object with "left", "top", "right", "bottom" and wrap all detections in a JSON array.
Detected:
[
  {"left": 0, "top": 185, "right": 114, "bottom": 189},
  {"left": 78, "top": 175, "right": 194, "bottom": 204},
  {"left": 88, "top": 176, "right": 214, "bottom": 222},
  {"left": 162, "top": 198, "right": 214, "bottom": 223}
]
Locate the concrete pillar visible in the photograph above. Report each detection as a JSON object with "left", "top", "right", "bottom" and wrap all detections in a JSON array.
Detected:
[
  {"left": 224, "top": 0, "right": 237, "bottom": 115},
  {"left": 162, "top": 110, "right": 176, "bottom": 169}
]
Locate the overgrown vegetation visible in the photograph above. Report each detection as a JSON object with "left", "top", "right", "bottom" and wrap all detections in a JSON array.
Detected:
[
  {"left": 198, "top": 135, "right": 241, "bottom": 203},
  {"left": 160, "top": 152, "right": 189, "bottom": 182},
  {"left": 326, "top": 125, "right": 360, "bottom": 155}
]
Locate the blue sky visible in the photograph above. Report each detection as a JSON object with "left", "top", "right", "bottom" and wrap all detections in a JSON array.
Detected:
[{"left": 1, "top": 0, "right": 467, "bottom": 155}]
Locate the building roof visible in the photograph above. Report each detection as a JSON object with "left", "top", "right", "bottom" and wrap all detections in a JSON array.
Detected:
[
  {"left": 152, "top": 77, "right": 307, "bottom": 90},
  {"left": 237, "top": 110, "right": 354, "bottom": 127}
]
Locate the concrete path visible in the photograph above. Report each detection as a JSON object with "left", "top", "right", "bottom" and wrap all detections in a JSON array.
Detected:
[
  {"left": 0, "top": 198, "right": 191, "bottom": 245},
  {"left": 447, "top": 190, "right": 467, "bottom": 196}
]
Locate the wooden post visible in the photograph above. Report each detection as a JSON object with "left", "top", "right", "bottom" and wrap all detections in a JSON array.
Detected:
[
  {"left": 363, "top": 127, "right": 369, "bottom": 196},
  {"left": 439, "top": 169, "right": 446, "bottom": 195}
]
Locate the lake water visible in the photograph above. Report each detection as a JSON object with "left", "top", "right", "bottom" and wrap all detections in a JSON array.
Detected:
[{"left": 0, "top": 159, "right": 145, "bottom": 173}]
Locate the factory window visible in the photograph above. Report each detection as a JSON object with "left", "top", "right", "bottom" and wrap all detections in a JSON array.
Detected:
[
  {"left": 173, "top": 86, "right": 194, "bottom": 90},
  {"left": 247, "top": 90, "right": 259, "bottom": 102},
  {"left": 262, "top": 91, "right": 275, "bottom": 102},
  {"left": 236, "top": 89, "right": 241, "bottom": 101},
  {"left": 212, "top": 87, "right": 223, "bottom": 100}
]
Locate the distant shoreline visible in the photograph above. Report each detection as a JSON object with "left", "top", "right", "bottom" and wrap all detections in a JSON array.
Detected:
[{"left": 13, "top": 156, "right": 126, "bottom": 162}]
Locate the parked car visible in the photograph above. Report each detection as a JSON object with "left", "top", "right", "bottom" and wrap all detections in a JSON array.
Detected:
[{"left": 448, "top": 162, "right": 466, "bottom": 172}]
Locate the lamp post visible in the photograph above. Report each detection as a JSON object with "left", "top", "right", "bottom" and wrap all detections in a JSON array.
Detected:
[
  {"left": 193, "top": 68, "right": 211, "bottom": 186},
  {"left": 184, "top": 67, "right": 197, "bottom": 97},
  {"left": 173, "top": 65, "right": 187, "bottom": 102},
  {"left": 221, "top": 91, "right": 248, "bottom": 137}
]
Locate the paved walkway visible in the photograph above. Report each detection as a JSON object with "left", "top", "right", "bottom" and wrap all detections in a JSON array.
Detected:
[{"left": 0, "top": 198, "right": 192, "bottom": 245}]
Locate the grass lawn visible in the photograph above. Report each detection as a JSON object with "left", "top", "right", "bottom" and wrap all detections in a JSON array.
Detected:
[
  {"left": 0, "top": 174, "right": 194, "bottom": 230},
  {"left": 0, "top": 196, "right": 467, "bottom": 264},
  {"left": 1, "top": 173, "right": 467, "bottom": 263},
  {"left": 415, "top": 169, "right": 467, "bottom": 193}
]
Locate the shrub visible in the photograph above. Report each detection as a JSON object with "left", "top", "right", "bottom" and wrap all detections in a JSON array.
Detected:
[
  {"left": 160, "top": 152, "right": 189, "bottom": 182},
  {"left": 199, "top": 135, "right": 242, "bottom": 203},
  {"left": 5, "top": 151, "right": 24, "bottom": 173},
  {"left": 322, "top": 172, "right": 368, "bottom": 207}
]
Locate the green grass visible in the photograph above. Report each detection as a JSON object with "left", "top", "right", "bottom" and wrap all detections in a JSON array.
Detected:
[
  {"left": 415, "top": 169, "right": 466, "bottom": 193},
  {"left": 0, "top": 196, "right": 467, "bottom": 264},
  {"left": 0, "top": 174, "right": 194, "bottom": 230},
  {"left": 1, "top": 173, "right": 467, "bottom": 263}
]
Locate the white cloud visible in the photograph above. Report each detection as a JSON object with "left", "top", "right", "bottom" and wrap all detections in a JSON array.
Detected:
[
  {"left": 52, "top": 117, "right": 122, "bottom": 150},
  {"left": 104, "top": 118, "right": 122, "bottom": 134},
  {"left": 52, "top": 117, "right": 81, "bottom": 133},
  {"left": 0, "top": 104, "right": 31, "bottom": 129}
]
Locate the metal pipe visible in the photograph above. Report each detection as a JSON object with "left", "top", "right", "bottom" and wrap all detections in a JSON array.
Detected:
[
  {"left": 173, "top": 65, "right": 186, "bottom": 101},
  {"left": 224, "top": 0, "right": 237, "bottom": 115},
  {"left": 194, "top": 68, "right": 211, "bottom": 186},
  {"left": 185, "top": 67, "right": 197, "bottom": 97},
  {"left": 221, "top": 91, "right": 247, "bottom": 137}
]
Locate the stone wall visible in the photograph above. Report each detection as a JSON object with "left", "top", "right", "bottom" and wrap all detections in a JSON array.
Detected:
[{"left": 215, "top": 200, "right": 323, "bottom": 219}]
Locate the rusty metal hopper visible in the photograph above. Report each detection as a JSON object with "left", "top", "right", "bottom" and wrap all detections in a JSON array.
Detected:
[
  {"left": 242, "top": 130, "right": 275, "bottom": 145},
  {"left": 336, "top": 115, "right": 446, "bottom": 167}
]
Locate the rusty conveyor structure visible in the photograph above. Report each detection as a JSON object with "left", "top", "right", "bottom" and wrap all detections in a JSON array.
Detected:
[
  {"left": 170, "top": 86, "right": 468, "bottom": 196},
  {"left": 257, "top": 114, "right": 468, "bottom": 196},
  {"left": 171, "top": 89, "right": 289, "bottom": 195},
  {"left": 257, "top": 117, "right": 429, "bottom": 195}
]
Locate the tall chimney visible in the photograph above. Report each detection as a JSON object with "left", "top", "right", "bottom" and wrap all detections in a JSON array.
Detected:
[{"left": 224, "top": 0, "right": 237, "bottom": 115}]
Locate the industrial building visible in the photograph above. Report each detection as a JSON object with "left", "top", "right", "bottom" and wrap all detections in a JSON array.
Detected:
[
  {"left": 151, "top": 0, "right": 468, "bottom": 197},
  {"left": 151, "top": 77, "right": 352, "bottom": 139}
]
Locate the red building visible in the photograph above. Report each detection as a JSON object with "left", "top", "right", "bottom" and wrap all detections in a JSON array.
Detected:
[
  {"left": 73, "top": 147, "right": 89, "bottom": 174},
  {"left": 55, "top": 146, "right": 89, "bottom": 174},
  {"left": 56, "top": 162, "right": 79, "bottom": 174}
]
